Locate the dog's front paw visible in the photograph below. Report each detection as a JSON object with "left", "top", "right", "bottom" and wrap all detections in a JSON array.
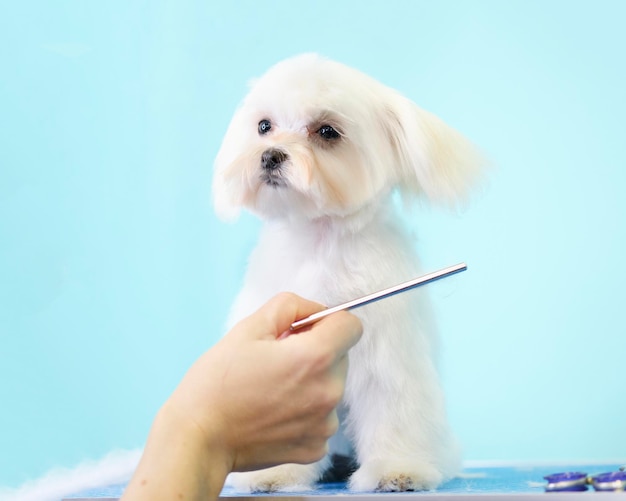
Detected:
[
  {"left": 349, "top": 459, "right": 444, "bottom": 492},
  {"left": 227, "top": 463, "right": 323, "bottom": 493}
]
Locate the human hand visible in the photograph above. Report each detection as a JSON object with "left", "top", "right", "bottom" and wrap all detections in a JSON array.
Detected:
[
  {"left": 122, "top": 293, "right": 362, "bottom": 501},
  {"left": 165, "top": 292, "right": 363, "bottom": 472}
]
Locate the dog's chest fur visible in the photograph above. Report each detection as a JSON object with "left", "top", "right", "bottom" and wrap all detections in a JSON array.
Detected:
[{"left": 231, "top": 210, "right": 421, "bottom": 323}]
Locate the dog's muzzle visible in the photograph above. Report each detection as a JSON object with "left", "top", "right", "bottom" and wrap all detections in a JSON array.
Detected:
[
  {"left": 260, "top": 148, "right": 288, "bottom": 187},
  {"left": 261, "top": 148, "right": 288, "bottom": 170}
]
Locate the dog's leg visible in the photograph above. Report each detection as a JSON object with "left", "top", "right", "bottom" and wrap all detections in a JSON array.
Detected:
[
  {"left": 346, "top": 375, "right": 459, "bottom": 491},
  {"left": 226, "top": 458, "right": 329, "bottom": 493},
  {"left": 344, "top": 307, "right": 461, "bottom": 492}
]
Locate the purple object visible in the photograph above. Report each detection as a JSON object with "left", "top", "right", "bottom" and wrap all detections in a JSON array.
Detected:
[
  {"left": 591, "top": 471, "right": 626, "bottom": 492},
  {"left": 543, "top": 472, "right": 588, "bottom": 492}
]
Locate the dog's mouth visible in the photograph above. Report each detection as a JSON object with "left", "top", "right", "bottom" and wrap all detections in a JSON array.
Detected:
[{"left": 260, "top": 169, "right": 288, "bottom": 188}]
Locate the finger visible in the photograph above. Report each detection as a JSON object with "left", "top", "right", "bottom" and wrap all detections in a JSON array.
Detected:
[
  {"left": 303, "top": 310, "right": 363, "bottom": 359},
  {"left": 333, "top": 354, "right": 349, "bottom": 382},
  {"left": 324, "top": 408, "right": 340, "bottom": 439},
  {"left": 239, "top": 292, "right": 327, "bottom": 340},
  {"left": 261, "top": 292, "right": 327, "bottom": 338}
]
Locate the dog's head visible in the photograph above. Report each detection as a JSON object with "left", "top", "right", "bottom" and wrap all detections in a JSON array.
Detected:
[{"left": 213, "top": 53, "right": 484, "bottom": 222}]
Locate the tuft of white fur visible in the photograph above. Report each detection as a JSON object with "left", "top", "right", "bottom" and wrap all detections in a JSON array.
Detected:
[
  {"left": 227, "top": 459, "right": 330, "bottom": 493},
  {"left": 0, "top": 449, "right": 140, "bottom": 501},
  {"left": 213, "top": 53, "right": 485, "bottom": 492}
]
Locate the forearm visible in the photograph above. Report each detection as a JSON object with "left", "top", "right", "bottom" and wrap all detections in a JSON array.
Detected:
[
  {"left": 121, "top": 404, "right": 230, "bottom": 501},
  {"left": 121, "top": 294, "right": 361, "bottom": 499}
]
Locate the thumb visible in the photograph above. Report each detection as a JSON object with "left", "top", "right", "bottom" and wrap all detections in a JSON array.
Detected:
[{"left": 237, "top": 292, "right": 327, "bottom": 340}]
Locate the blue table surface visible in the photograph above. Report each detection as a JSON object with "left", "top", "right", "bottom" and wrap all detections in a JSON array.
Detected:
[{"left": 63, "top": 464, "right": 626, "bottom": 499}]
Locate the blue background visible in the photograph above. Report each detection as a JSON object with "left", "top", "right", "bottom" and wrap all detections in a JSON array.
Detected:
[{"left": 1, "top": 0, "right": 625, "bottom": 490}]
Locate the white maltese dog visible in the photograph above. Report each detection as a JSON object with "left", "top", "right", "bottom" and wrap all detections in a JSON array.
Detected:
[{"left": 213, "top": 54, "right": 483, "bottom": 492}]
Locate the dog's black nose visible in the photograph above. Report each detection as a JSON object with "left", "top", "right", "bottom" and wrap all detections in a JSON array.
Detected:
[{"left": 261, "top": 148, "right": 288, "bottom": 171}]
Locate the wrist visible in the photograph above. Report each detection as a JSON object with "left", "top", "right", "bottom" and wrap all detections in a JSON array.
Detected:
[
  {"left": 122, "top": 401, "right": 233, "bottom": 501},
  {"left": 157, "top": 399, "right": 234, "bottom": 484}
]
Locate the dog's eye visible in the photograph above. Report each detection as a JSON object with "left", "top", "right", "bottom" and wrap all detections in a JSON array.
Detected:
[
  {"left": 258, "top": 119, "right": 272, "bottom": 135},
  {"left": 317, "top": 125, "right": 340, "bottom": 140}
]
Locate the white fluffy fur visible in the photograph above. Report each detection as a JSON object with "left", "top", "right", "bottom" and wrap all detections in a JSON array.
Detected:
[
  {"left": 213, "top": 53, "right": 484, "bottom": 492},
  {"left": 0, "top": 449, "right": 141, "bottom": 501}
]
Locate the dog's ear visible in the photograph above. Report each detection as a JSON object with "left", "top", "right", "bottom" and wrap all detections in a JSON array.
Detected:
[
  {"left": 212, "top": 167, "right": 241, "bottom": 222},
  {"left": 212, "top": 110, "right": 247, "bottom": 222},
  {"left": 212, "top": 180, "right": 241, "bottom": 222},
  {"left": 384, "top": 94, "right": 486, "bottom": 207}
]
